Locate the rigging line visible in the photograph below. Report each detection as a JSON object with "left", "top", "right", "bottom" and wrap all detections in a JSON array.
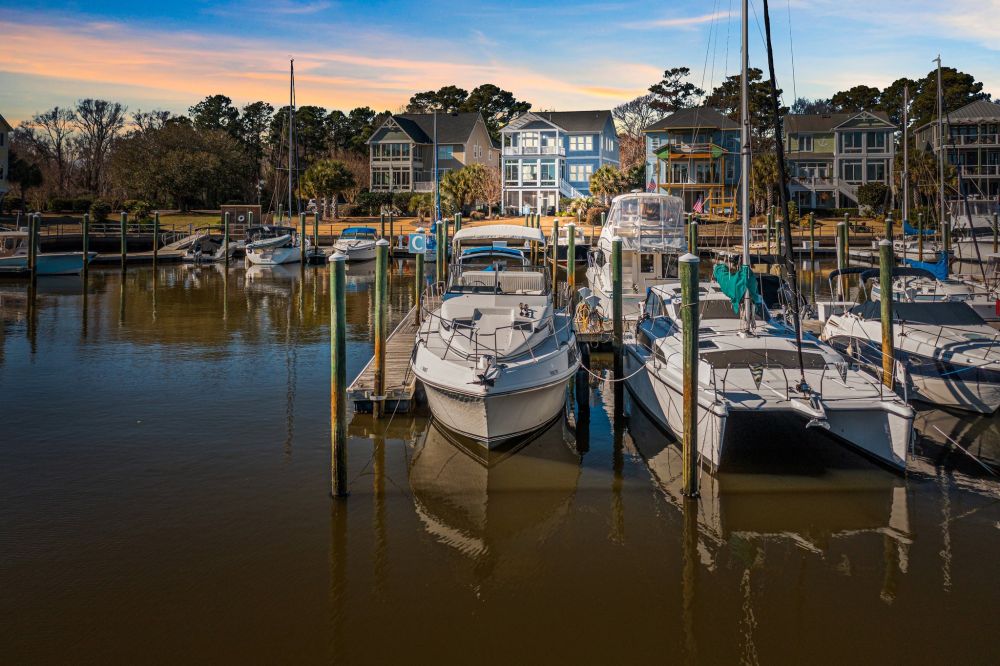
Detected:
[{"left": 786, "top": 0, "right": 797, "bottom": 104}]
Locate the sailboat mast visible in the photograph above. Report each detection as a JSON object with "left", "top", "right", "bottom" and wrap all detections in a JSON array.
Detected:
[
  {"left": 289, "top": 59, "right": 296, "bottom": 223},
  {"left": 935, "top": 56, "right": 945, "bottom": 235},
  {"left": 903, "top": 84, "right": 909, "bottom": 225},
  {"left": 739, "top": 0, "right": 750, "bottom": 268}
]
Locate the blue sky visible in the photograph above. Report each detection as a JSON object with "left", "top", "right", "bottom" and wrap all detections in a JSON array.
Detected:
[{"left": 1, "top": 0, "right": 997, "bottom": 124}]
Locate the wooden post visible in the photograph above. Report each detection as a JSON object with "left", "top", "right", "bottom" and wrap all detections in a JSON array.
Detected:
[
  {"left": 436, "top": 221, "right": 445, "bottom": 284},
  {"left": 380, "top": 213, "right": 385, "bottom": 239},
  {"left": 120, "top": 211, "right": 128, "bottom": 269},
  {"left": 688, "top": 219, "right": 698, "bottom": 255},
  {"left": 28, "top": 213, "right": 38, "bottom": 275},
  {"left": 601, "top": 211, "right": 607, "bottom": 227},
  {"left": 885, "top": 212, "right": 894, "bottom": 241},
  {"left": 524, "top": 212, "right": 529, "bottom": 227},
  {"left": 879, "top": 239, "right": 895, "bottom": 389},
  {"left": 223, "top": 211, "right": 230, "bottom": 267},
  {"left": 612, "top": 236, "right": 623, "bottom": 363},
  {"left": 943, "top": 218, "right": 951, "bottom": 256},
  {"left": 566, "top": 222, "right": 576, "bottom": 299},
  {"left": 277, "top": 203, "right": 283, "bottom": 223},
  {"left": 248, "top": 210, "right": 254, "bottom": 229},
  {"left": 680, "top": 252, "right": 700, "bottom": 498},
  {"left": 82, "top": 213, "right": 91, "bottom": 276},
  {"left": 993, "top": 212, "right": 998, "bottom": 254},
  {"left": 551, "top": 218, "right": 560, "bottom": 303},
  {"left": 809, "top": 213, "right": 816, "bottom": 305},
  {"left": 837, "top": 221, "right": 849, "bottom": 299},
  {"left": 314, "top": 210, "right": 320, "bottom": 254},
  {"left": 766, "top": 207, "right": 774, "bottom": 255},
  {"left": 414, "top": 228, "right": 425, "bottom": 325},
  {"left": 329, "top": 252, "right": 349, "bottom": 497},
  {"left": 373, "top": 239, "right": 389, "bottom": 419},
  {"left": 917, "top": 212, "right": 925, "bottom": 261},
  {"left": 389, "top": 213, "right": 395, "bottom": 257},
  {"left": 300, "top": 212, "right": 307, "bottom": 263},
  {"left": 454, "top": 212, "right": 461, "bottom": 234},
  {"left": 151, "top": 211, "right": 158, "bottom": 264}
]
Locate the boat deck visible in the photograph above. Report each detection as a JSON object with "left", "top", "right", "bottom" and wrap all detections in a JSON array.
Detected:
[{"left": 348, "top": 306, "right": 420, "bottom": 413}]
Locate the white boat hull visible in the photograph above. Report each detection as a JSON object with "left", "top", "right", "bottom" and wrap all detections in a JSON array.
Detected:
[
  {"left": 333, "top": 243, "right": 376, "bottom": 262},
  {"left": 245, "top": 244, "right": 302, "bottom": 266},
  {"left": 909, "top": 372, "right": 1000, "bottom": 413},
  {"left": 421, "top": 375, "right": 573, "bottom": 446},
  {"left": 0, "top": 252, "right": 97, "bottom": 275}
]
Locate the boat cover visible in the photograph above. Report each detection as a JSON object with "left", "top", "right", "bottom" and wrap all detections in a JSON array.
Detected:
[
  {"left": 902, "top": 252, "right": 949, "bottom": 280},
  {"left": 713, "top": 263, "right": 760, "bottom": 313},
  {"left": 341, "top": 227, "right": 377, "bottom": 235},
  {"left": 850, "top": 300, "right": 985, "bottom": 326},
  {"left": 903, "top": 221, "right": 935, "bottom": 236},
  {"left": 452, "top": 224, "right": 544, "bottom": 245}
]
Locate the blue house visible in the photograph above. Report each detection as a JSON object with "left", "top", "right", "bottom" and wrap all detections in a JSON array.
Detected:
[
  {"left": 643, "top": 106, "right": 740, "bottom": 215},
  {"left": 500, "top": 110, "right": 619, "bottom": 214}
]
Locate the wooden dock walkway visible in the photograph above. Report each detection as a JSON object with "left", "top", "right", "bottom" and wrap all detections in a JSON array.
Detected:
[{"left": 348, "top": 306, "right": 420, "bottom": 413}]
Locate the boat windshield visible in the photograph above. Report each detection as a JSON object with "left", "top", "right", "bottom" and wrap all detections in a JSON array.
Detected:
[
  {"left": 448, "top": 263, "right": 548, "bottom": 296},
  {"left": 247, "top": 226, "right": 295, "bottom": 241},
  {"left": 605, "top": 194, "right": 685, "bottom": 252},
  {"left": 342, "top": 228, "right": 377, "bottom": 240}
]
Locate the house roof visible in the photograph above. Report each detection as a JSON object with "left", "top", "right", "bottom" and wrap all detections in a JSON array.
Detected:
[
  {"left": 0, "top": 113, "right": 12, "bottom": 133},
  {"left": 915, "top": 99, "right": 1000, "bottom": 132},
  {"left": 644, "top": 106, "right": 738, "bottom": 132},
  {"left": 784, "top": 110, "right": 893, "bottom": 132},
  {"left": 507, "top": 110, "right": 612, "bottom": 133},
  {"left": 372, "top": 112, "right": 484, "bottom": 145}
]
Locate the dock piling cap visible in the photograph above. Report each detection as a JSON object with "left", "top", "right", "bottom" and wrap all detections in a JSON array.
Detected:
[
  {"left": 329, "top": 251, "right": 348, "bottom": 262},
  {"left": 679, "top": 253, "right": 700, "bottom": 263},
  {"left": 376, "top": 239, "right": 389, "bottom": 247},
  {"left": 878, "top": 239, "right": 892, "bottom": 247}
]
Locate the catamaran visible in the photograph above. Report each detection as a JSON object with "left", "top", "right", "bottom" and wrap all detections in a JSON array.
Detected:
[{"left": 411, "top": 224, "right": 579, "bottom": 445}]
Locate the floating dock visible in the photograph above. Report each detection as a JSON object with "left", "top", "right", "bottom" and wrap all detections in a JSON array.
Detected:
[{"left": 347, "top": 306, "right": 420, "bottom": 413}]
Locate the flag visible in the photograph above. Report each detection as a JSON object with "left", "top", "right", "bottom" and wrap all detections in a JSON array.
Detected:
[
  {"left": 693, "top": 196, "right": 704, "bottom": 213},
  {"left": 647, "top": 179, "right": 656, "bottom": 192}
]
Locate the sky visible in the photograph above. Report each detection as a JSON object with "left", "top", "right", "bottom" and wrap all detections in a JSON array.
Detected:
[{"left": 1, "top": 0, "right": 998, "bottom": 125}]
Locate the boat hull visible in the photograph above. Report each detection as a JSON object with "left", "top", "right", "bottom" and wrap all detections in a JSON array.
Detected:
[
  {"left": 333, "top": 244, "right": 376, "bottom": 262},
  {"left": 0, "top": 252, "right": 96, "bottom": 276},
  {"left": 245, "top": 244, "right": 302, "bottom": 266},
  {"left": 420, "top": 375, "right": 573, "bottom": 447}
]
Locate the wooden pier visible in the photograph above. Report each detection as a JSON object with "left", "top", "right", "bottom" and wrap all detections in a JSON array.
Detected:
[{"left": 348, "top": 306, "right": 420, "bottom": 413}]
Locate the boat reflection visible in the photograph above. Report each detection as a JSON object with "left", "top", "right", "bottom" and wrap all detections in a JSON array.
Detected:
[{"left": 407, "top": 417, "right": 581, "bottom": 560}]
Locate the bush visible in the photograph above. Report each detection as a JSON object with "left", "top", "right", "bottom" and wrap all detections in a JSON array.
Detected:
[
  {"left": 2, "top": 197, "right": 25, "bottom": 213},
  {"left": 47, "top": 197, "right": 77, "bottom": 212},
  {"left": 585, "top": 206, "right": 609, "bottom": 226},
  {"left": 89, "top": 199, "right": 112, "bottom": 223},
  {"left": 123, "top": 199, "right": 154, "bottom": 221},
  {"left": 857, "top": 182, "right": 890, "bottom": 215},
  {"left": 786, "top": 200, "right": 799, "bottom": 224},
  {"left": 73, "top": 196, "right": 94, "bottom": 212},
  {"left": 392, "top": 191, "right": 414, "bottom": 214},
  {"left": 354, "top": 191, "right": 394, "bottom": 215},
  {"left": 470, "top": 211, "right": 485, "bottom": 221}
]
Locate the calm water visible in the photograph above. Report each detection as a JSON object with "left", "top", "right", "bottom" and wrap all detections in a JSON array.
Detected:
[{"left": 3, "top": 260, "right": 1000, "bottom": 665}]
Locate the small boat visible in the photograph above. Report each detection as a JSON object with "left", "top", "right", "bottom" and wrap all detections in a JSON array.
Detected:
[
  {"left": 822, "top": 266, "right": 1000, "bottom": 414},
  {"left": 333, "top": 227, "right": 378, "bottom": 261},
  {"left": 0, "top": 231, "right": 96, "bottom": 276},
  {"left": 411, "top": 224, "right": 579, "bottom": 445},
  {"left": 244, "top": 226, "right": 308, "bottom": 266},
  {"left": 182, "top": 226, "right": 236, "bottom": 263},
  {"left": 555, "top": 223, "right": 589, "bottom": 263}
]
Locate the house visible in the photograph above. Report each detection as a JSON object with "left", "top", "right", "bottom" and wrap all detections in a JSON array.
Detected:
[
  {"left": 784, "top": 111, "right": 896, "bottom": 210},
  {"left": 500, "top": 110, "right": 619, "bottom": 214},
  {"left": 367, "top": 111, "right": 497, "bottom": 193},
  {"left": 914, "top": 99, "right": 1000, "bottom": 201},
  {"left": 0, "top": 113, "right": 11, "bottom": 203},
  {"left": 643, "top": 106, "right": 739, "bottom": 214}
]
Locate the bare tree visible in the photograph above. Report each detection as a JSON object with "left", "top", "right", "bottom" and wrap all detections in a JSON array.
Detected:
[
  {"left": 74, "top": 99, "right": 128, "bottom": 193},
  {"left": 613, "top": 95, "right": 665, "bottom": 171},
  {"left": 479, "top": 165, "right": 503, "bottom": 218},
  {"left": 131, "top": 109, "right": 172, "bottom": 134},
  {"left": 21, "top": 107, "right": 76, "bottom": 193}
]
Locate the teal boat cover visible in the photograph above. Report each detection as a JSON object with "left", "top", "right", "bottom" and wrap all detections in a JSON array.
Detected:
[
  {"left": 902, "top": 251, "right": 949, "bottom": 280},
  {"left": 713, "top": 263, "right": 760, "bottom": 313}
]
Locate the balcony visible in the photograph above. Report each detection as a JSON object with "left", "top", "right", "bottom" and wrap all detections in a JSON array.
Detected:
[
  {"left": 502, "top": 145, "right": 565, "bottom": 157},
  {"left": 659, "top": 142, "right": 726, "bottom": 156},
  {"left": 957, "top": 164, "right": 1000, "bottom": 177},
  {"left": 941, "top": 133, "right": 1000, "bottom": 147}
]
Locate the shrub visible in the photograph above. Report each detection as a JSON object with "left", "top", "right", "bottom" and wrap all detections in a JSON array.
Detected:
[
  {"left": 857, "top": 182, "right": 890, "bottom": 215},
  {"left": 89, "top": 199, "right": 112, "bottom": 223},
  {"left": 353, "top": 191, "right": 394, "bottom": 215},
  {"left": 785, "top": 200, "right": 799, "bottom": 224},
  {"left": 470, "top": 211, "right": 485, "bottom": 221},
  {"left": 585, "top": 206, "right": 609, "bottom": 226},
  {"left": 73, "top": 196, "right": 94, "bottom": 212},
  {"left": 392, "top": 191, "right": 414, "bottom": 214},
  {"left": 47, "top": 197, "right": 77, "bottom": 212},
  {"left": 2, "top": 197, "right": 25, "bottom": 213},
  {"left": 124, "top": 199, "right": 153, "bottom": 220}
]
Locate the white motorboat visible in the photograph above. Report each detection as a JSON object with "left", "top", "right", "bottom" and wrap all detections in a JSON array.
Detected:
[
  {"left": 411, "top": 224, "right": 579, "bottom": 446},
  {"left": 585, "top": 192, "right": 687, "bottom": 322},
  {"left": 868, "top": 258, "right": 1000, "bottom": 322},
  {"left": 244, "top": 225, "right": 308, "bottom": 266},
  {"left": 625, "top": 281, "right": 914, "bottom": 472},
  {"left": 0, "top": 231, "right": 96, "bottom": 275},
  {"left": 823, "top": 266, "right": 1000, "bottom": 414},
  {"left": 332, "top": 226, "right": 378, "bottom": 261},
  {"left": 182, "top": 226, "right": 236, "bottom": 263}
]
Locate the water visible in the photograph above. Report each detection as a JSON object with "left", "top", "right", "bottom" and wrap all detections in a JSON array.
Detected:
[{"left": 3, "top": 261, "right": 1000, "bottom": 664}]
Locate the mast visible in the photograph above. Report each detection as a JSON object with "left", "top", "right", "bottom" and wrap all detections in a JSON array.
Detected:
[
  {"left": 903, "top": 84, "right": 909, "bottom": 228},
  {"left": 739, "top": 0, "right": 752, "bottom": 331},
  {"left": 288, "top": 58, "right": 295, "bottom": 224},
  {"left": 935, "top": 56, "right": 946, "bottom": 237},
  {"left": 434, "top": 109, "right": 440, "bottom": 221}
]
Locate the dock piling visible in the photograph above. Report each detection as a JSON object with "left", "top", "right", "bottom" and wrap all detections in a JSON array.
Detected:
[
  {"left": 300, "top": 212, "right": 307, "bottom": 263},
  {"left": 836, "top": 221, "right": 849, "bottom": 299},
  {"left": 414, "top": 228, "right": 425, "bottom": 325},
  {"left": 120, "top": 211, "right": 128, "bottom": 269},
  {"left": 28, "top": 213, "right": 38, "bottom": 275},
  {"left": 688, "top": 218, "right": 698, "bottom": 255},
  {"left": 879, "top": 239, "right": 895, "bottom": 390},
  {"left": 917, "top": 212, "right": 925, "bottom": 261},
  {"left": 766, "top": 207, "right": 774, "bottom": 255},
  {"left": 389, "top": 213, "right": 395, "bottom": 257},
  {"left": 82, "top": 212, "right": 91, "bottom": 277},
  {"left": 680, "top": 252, "right": 700, "bottom": 498},
  {"left": 373, "top": 239, "right": 389, "bottom": 419},
  {"left": 380, "top": 213, "right": 385, "bottom": 239},
  {"left": 566, "top": 222, "right": 576, "bottom": 299},
  {"left": 435, "top": 220, "right": 445, "bottom": 284},
  {"left": 808, "top": 213, "right": 816, "bottom": 305},
  {"left": 551, "top": 218, "right": 560, "bottom": 303},
  {"left": 994, "top": 213, "right": 998, "bottom": 254},
  {"left": 943, "top": 218, "right": 951, "bottom": 256},
  {"left": 314, "top": 211, "right": 320, "bottom": 254},
  {"left": 454, "top": 212, "right": 461, "bottom": 234},
  {"left": 611, "top": 236, "right": 623, "bottom": 374},
  {"left": 151, "top": 212, "right": 158, "bottom": 265},
  {"left": 885, "top": 212, "right": 894, "bottom": 241},
  {"left": 329, "top": 252, "right": 349, "bottom": 497},
  {"left": 224, "top": 211, "right": 230, "bottom": 267}
]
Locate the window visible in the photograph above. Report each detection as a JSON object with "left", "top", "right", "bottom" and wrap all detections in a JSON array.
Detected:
[
  {"left": 372, "top": 168, "right": 390, "bottom": 189},
  {"left": 640, "top": 254, "right": 654, "bottom": 274},
  {"left": 569, "top": 164, "right": 593, "bottom": 182},
  {"left": 841, "top": 132, "right": 863, "bottom": 152},
  {"left": 866, "top": 132, "right": 886, "bottom": 151},
  {"left": 521, "top": 162, "right": 539, "bottom": 185},
  {"left": 437, "top": 145, "right": 454, "bottom": 160},
  {"left": 392, "top": 169, "right": 411, "bottom": 189},
  {"left": 521, "top": 132, "right": 539, "bottom": 150},
  {"left": 866, "top": 161, "right": 886, "bottom": 182},
  {"left": 671, "top": 163, "right": 689, "bottom": 183},
  {"left": 540, "top": 160, "right": 556, "bottom": 186},
  {"left": 569, "top": 135, "right": 594, "bottom": 152},
  {"left": 651, "top": 136, "right": 661, "bottom": 150},
  {"left": 842, "top": 160, "right": 863, "bottom": 183},
  {"left": 505, "top": 163, "right": 518, "bottom": 185},
  {"left": 796, "top": 135, "right": 813, "bottom": 151}
]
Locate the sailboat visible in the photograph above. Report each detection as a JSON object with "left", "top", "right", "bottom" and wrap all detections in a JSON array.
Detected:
[
  {"left": 621, "top": 0, "right": 914, "bottom": 471},
  {"left": 246, "top": 59, "right": 307, "bottom": 266}
]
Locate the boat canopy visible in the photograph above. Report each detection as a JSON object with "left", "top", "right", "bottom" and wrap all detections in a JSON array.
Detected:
[
  {"left": 902, "top": 252, "right": 949, "bottom": 280},
  {"left": 850, "top": 300, "right": 986, "bottom": 326},
  {"left": 604, "top": 193, "right": 685, "bottom": 252},
  {"left": 342, "top": 227, "right": 377, "bottom": 236},
  {"left": 859, "top": 266, "right": 937, "bottom": 283},
  {"left": 452, "top": 224, "right": 544, "bottom": 246},
  {"left": 460, "top": 246, "right": 525, "bottom": 260}
]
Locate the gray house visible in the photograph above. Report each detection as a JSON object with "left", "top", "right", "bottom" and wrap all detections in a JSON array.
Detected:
[
  {"left": 914, "top": 99, "right": 1000, "bottom": 201},
  {"left": 367, "top": 112, "right": 497, "bottom": 193},
  {"left": 784, "top": 111, "right": 896, "bottom": 209}
]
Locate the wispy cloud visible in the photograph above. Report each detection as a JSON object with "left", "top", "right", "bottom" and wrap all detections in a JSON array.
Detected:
[{"left": 623, "top": 11, "right": 731, "bottom": 30}]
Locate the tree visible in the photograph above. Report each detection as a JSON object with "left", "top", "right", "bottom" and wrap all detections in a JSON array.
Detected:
[
  {"left": 589, "top": 165, "right": 629, "bottom": 203},
  {"left": 648, "top": 67, "right": 704, "bottom": 113},
  {"left": 238, "top": 101, "right": 274, "bottom": 173},
  {"left": 790, "top": 97, "right": 832, "bottom": 114},
  {"left": 876, "top": 77, "right": 917, "bottom": 128},
  {"left": 461, "top": 163, "right": 500, "bottom": 215},
  {"left": 74, "top": 98, "right": 127, "bottom": 193},
  {"left": 21, "top": 107, "right": 76, "bottom": 192},
  {"left": 909, "top": 66, "right": 991, "bottom": 131},
  {"left": 856, "top": 182, "right": 890, "bottom": 215},
  {"left": 132, "top": 109, "right": 173, "bottom": 134},
  {"left": 300, "top": 159, "right": 355, "bottom": 219},
  {"left": 189, "top": 95, "right": 240, "bottom": 135},
  {"left": 440, "top": 167, "right": 477, "bottom": 213},
  {"left": 463, "top": 84, "right": 531, "bottom": 139},
  {"left": 7, "top": 150, "right": 43, "bottom": 211},
  {"left": 750, "top": 152, "right": 780, "bottom": 214},
  {"left": 705, "top": 68, "right": 784, "bottom": 144},
  {"left": 406, "top": 85, "right": 469, "bottom": 113},
  {"left": 613, "top": 95, "right": 666, "bottom": 171},
  {"left": 830, "top": 85, "right": 881, "bottom": 113}
]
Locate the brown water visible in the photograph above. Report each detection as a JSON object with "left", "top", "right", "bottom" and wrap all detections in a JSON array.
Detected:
[{"left": 3, "top": 261, "right": 1000, "bottom": 665}]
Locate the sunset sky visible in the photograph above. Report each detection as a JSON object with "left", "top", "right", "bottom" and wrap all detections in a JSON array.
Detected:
[{"left": 1, "top": 0, "right": 997, "bottom": 124}]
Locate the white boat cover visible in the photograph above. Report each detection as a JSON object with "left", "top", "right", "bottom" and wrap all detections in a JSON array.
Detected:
[
  {"left": 247, "top": 234, "right": 292, "bottom": 250},
  {"left": 451, "top": 224, "right": 545, "bottom": 246}
]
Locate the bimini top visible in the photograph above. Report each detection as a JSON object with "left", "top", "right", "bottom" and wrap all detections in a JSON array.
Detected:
[
  {"left": 342, "top": 227, "right": 377, "bottom": 236},
  {"left": 605, "top": 193, "right": 685, "bottom": 252},
  {"left": 452, "top": 224, "right": 545, "bottom": 246},
  {"left": 460, "top": 246, "right": 526, "bottom": 260}
]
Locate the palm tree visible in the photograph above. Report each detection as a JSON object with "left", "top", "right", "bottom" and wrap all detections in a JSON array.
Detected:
[
  {"left": 301, "top": 159, "right": 355, "bottom": 219},
  {"left": 440, "top": 167, "right": 476, "bottom": 214},
  {"left": 750, "top": 153, "right": 780, "bottom": 215},
  {"left": 589, "top": 165, "right": 628, "bottom": 204}
]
